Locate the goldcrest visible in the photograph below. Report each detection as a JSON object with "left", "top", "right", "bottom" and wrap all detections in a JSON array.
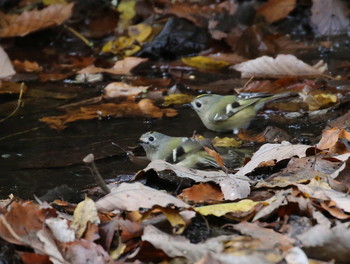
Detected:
[{"left": 191, "top": 92, "right": 290, "bottom": 133}]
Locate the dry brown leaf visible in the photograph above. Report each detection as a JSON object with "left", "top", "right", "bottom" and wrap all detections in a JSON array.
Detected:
[
  {"left": 234, "top": 141, "right": 309, "bottom": 177},
  {"left": 203, "top": 146, "right": 225, "bottom": 168},
  {"left": 78, "top": 57, "right": 148, "bottom": 75},
  {"left": 233, "top": 54, "right": 327, "bottom": 78},
  {"left": 311, "top": 0, "right": 350, "bottom": 36},
  {"left": 257, "top": 0, "right": 296, "bottom": 23},
  {"left": 13, "top": 60, "right": 42, "bottom": 73},
  {"left": 317, "top": 127, "right": 350, "bottom": 153},
  {"left": 0, "top": 46, "right": 15, "bottom": 79},
  {"left": 144, "top": 160, "right": 251, "bottom": 200},
  {"left": 103, "top": 82, "right": 148, "bottom": 100},
  {"left": 39, "top": 99, "right": 177, "bottom": 130},
  {"left": 178, "top": 183, "right": 224, "bottom": 203},
  {"left": 95, "top": 182, "right": 190, "bottom": 212},
  {"left": 0, "top": 3, "right": 74, "bottom": 37}
]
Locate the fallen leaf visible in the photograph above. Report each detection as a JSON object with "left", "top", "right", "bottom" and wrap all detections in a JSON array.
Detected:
[
  {"left": 0, "top": 46, "right": 15, "bottom": 79},
  {"left": 178, "top": 183, "right": 224, "bottom": 203},
  {"left": 212, "top": 137, "right": 242, "bottom": 147},
  {"left": 39, "top": 99, "right": 177, "bottom": 130},
  {"left": 234, "top": 141, "right": 310, "bottom": 177},
  {"left": 36, "top": 229, "right": 65, "bottom": 264},
  {"left": 195, "top": 199, "right": 263, "bottom": 217},
  {"left": 144, "top": 160, "right": 251, "bottom": 200},
  {"left": 116, "top": 0, "right": 137, "bottom": 32},
  {"left": 45, "top": 218, "right": 75, "bottom": 243},
  {"left": 142, "top": 225, "right": 224, "bottom": 262},
  {"left": 182, "top": 56, "right": 230, "bottom": 71},
  {"left": 95, "top": 182, "right": 190, "bottom": 212},
  {"left": 297, "top": 223, "right": 350, "bottom": 263},
  {"left": 163, "top": 94, "right": 195, "bottom": 107},
  {"left": 0, "top": 3, "right": 74, "bottom": 37},
  {"left": 233, "top": 54, "right": 327, "bottom": 78},
  {"left": 78, "top": 57, "right": 148, "bottom": 75},
  {"left": 71, "top": 196, "right": 100, "bottom": 239},
  {"left": 0, "top": 82, "right": 27, "bottom": 94},
  {"left": 203, "top": 146, "right": 225, "bottom": 168},
  {"left": 234, "top": 222, "right": 295, "bottom": 249},
  {"left": 285, "top": 247, "right": 309, "bottom": 264},
  {"left": 311, "top": 0, "right": 349, "bottom": 36},
  {"left": 316, "top": 128, "right": 350, "bottom": 152},
  {"left": 257, "top": 0, "right": 296, "bottom": 23},
  {"left": 103, "top": 82, "right": 149, "bottom": 100},
  {"left": 13, "top": 60, "right": 42, "bottom": 72}
]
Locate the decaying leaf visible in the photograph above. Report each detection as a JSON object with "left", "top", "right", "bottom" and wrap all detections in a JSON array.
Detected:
[
  {"left": 39, "top": 99, "right": 177, "bottom": 130},
  {"left": 235, "top": 141, "right": 310, "bottom": 177},
  {"left": 178, "top": 183, "right": 224, "bottom": 203},
  {"left": 298, "top": 223, "right": 350, "bottom": 262},
  {"left": 13, "top": 60, "right": 43, "bottom": 73},
  {"left": 144, "top": 160, "right": 251, "bottom": 200},
  {"left": 78, "top": 57, "right": 148, "bottom": 75},
  {"left": 95, "top": 182, "right": 190, "bottom": 212},
  {"left": 311, "top": 0, "right": 350, "bottom": 36},
  {"left": 233, "top": 54, "right": 327, "bottom": 78},
  {"left": 181, "top": 56, "right": 230, "bottom": 71},
  {"left": 103, "top": 82, "right": 149, "bottom": 100},
  {"left": 163, "top": 94, "right": 195, "bottom": 107},
  {"left": 317, "top": 127, "right": 350, "bottom": 152},
  {"left": 257, "top": 0, "right": 296, "bottom": 23},
  {"left": 0, "top": 3, "right": 74, "bottom": 37},
  {"left": 195, "top": 199, "right": 264, "bottom": 217},
  {"left": 0, "top": 46, "right": 15, "bottom": 79},
  {"left": 71, "top": 196, "right": 100, "bottom": 239}
]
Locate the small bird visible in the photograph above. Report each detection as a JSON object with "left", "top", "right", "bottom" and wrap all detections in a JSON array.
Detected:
[
  {"left": 139, "top": 131, "right": 219, "bottom": 169},
  {"left": 191, "top": 92, "right": 291, "bottom": 134}
]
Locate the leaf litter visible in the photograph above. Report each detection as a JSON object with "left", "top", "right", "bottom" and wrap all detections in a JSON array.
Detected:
[{"left": 1, "top": 0, "right": 350, "bottom": 263}]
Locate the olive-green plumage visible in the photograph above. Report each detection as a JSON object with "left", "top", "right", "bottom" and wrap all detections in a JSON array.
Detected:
[
  {"left": 191, "top": 93, "right": 290, "bottom": 133},
  {"left": 139, "top": 131, "right": 218, "bottom": 168}
]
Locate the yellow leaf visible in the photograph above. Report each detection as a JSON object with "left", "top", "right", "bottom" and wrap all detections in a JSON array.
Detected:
[
  {"left": 163, "top": 94, "right": 195, "bottom": 106},
  {"left": 182, "top": 56, "right": 230, "bottom": 71},
  {"left": 42, "top": 0, "right": 67, "bottom": 5},
  {"left": 195, "top": 199, "right": 263, "bottom": 217},
  {"left": 71, "top": 196, "right": 100, "bottom": 238},
  {"left": 212, "top": 137, "right": 242, "bottom": 147},
  {"left": 128, "top": 23, "right": 152, "bottom": 42},
  {"left": 117, "top": 0, "right": 137, "bottom": 32}
]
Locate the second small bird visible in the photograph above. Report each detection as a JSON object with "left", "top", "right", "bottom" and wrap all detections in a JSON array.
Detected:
[
  {"left": 191, "top": 92, "right": 290, "bottom": 134},
  {"left": 139, "top": 131, "right": 219, "bottom": 169}
]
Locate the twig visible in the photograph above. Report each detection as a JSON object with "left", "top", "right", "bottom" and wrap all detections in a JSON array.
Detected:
[
  {"left": 0, "top": 83, "right": 24, "bottom": 123},
  {"left": 83, "top": 154, "right": 110, "bottom": 194},
  {"left": 64, "top": 25, "right": 94, "bottom": 48}
]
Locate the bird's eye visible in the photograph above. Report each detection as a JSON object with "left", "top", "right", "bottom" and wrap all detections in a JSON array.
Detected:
[
  {"left": 195, "top": 102, "right": 202, "bottom": 108},
  {"left": 231, "top": 101, "right": 240, "bottom": 108},
  {"left": 148, "top": 136, "right": 155, "bottom": 142}
]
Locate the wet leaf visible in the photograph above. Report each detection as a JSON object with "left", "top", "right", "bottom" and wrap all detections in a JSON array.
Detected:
[
  {"left": 78, "top": 57, "right": 148, "bottom": 75},
  {"left": 144, "top": 160, "right": 251, "bottom": 200},
  {"left": 212, "top": 137, "right": 242, "bottom": 147},
  {"left": 103, "top": 82, "right": 149, "bottom": 100},
  {"left": 117, "top": 0, "right": 137, "bottom": 33},
  {"left": 300, "top": 92, "right": 337, "bottom": 111},
  {"left": 311, "top": 0, "right": 349, "bottom": 36},
  {"left": 163, "top": 94, "right": 195, "bottom": 106},
  {"left": 13, "top": 60, "right": 42, "bottom": 73},
  {"left": 0, "top": 82, "right": 27, "bottom": 94},
  {"left": 178, "top": 183, "right": 224, "bottom": 203},
  {"left": 316, "top": 127, "right": 350, "bottom": 152},
  {"left": 234, "top": 142, "right": 309, "bottom": 177},
  {"left": 195, "top": 199, "right": 263, "bottom": 217},
  {"left": 71, "top": 196, "right": 100, "bottom": 239},
  {"left": 95, "top": 182, "right": 190, "bottom": 212},
  {"left": 0, "top": 3, "right": 74, "bottom": 37},
  {"left": 182, "top": 56, "right": 230, "bottom": 71},
  {"left": 233, "top": 54, "right": 327, "bottom": 78},
  {"left": 0, "top": 46, "right": 15, "bottom": 79},
  {"left": 39, "top": 99, "right": 177, "bottom": 130},
  {"left": 297, "top": 223, "right": 350, "bottom": 263},
  {"left": 257, "top": 0, "right": 296, "bottom": 23}
]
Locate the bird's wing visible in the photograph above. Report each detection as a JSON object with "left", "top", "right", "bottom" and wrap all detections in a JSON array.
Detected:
[{"left": 212, "top": 97, "right": 261, "bottom": 121}]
